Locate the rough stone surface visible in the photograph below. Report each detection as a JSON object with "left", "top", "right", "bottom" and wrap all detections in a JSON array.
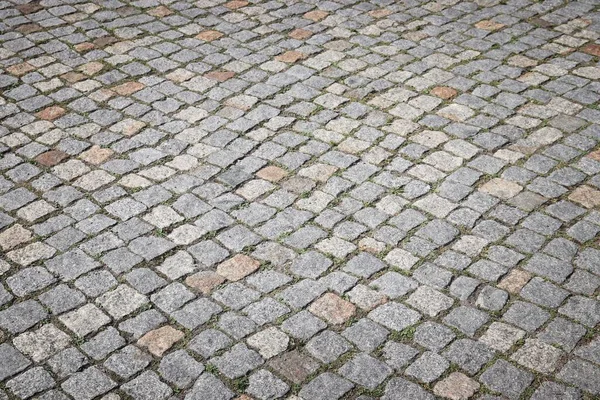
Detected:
[{"left": 2, "top": 1, "right": 600, "bottom": 398}]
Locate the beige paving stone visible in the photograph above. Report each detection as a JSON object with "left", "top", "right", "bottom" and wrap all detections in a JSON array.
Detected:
[
  {"left": 434, "top": 372, "right": 480, "bottom": 399},
  {"left": 148, "top": 5, "right": 172, "bottom": 16},
  {"left": 79, "top": 145, "right": 113, "bottom": 165},
  {"left": 275, "top": 51, "right": 307, "bottom": 63},
  {"left": 138, "top": 326, "right": 184, "bottom": 357},
  {"left": 475, "top": 20, "right": 505, "bottom": 30},
  {"left": 0, "top": 224, "right": 32, "bottom": 251},
  {"left": 112, "top": 81, "right": 144, "bottom": 96},
  {"left": 498, "top": 269, "right": 531, "bottom": 294},
  {"left": 431, "top": 86, "right": 457, "bottom": 99},
  {"left": 217, "top": 254, "right": 261, "bottom": 281},
  {"left": 511, "top": 339, "right": 563, "bottom": 374},
  {"left": 369, "top": 9, "right": 392, "bottom": 18},
  {"left": 304, "top": 10, "right": 328, "bottom": 21},
  {"left": 569, "top": 185, "right": 600, "bottom": 208},
  {"left": 225, "top": 0, "right": 248, "bottom": 9},
  {"left": 196, "top": 30, "right": 224, "bottom": 41},
  {"left": 289, "top": 28, "right": 313, "bottom": 40},
  {"left": 205, "top": 70, "right": 235, "bottom": 82},
  {"left": 186, "top": 271, "right": 226, "bottom": 295},
  {"left": 479, "top": 178, "right": 523, "bottom": 199},
  {"left": 309, "top": 293, "right": 356, "bottom": 325},
  {"left": 256, "top": 166, "right": 288, "bottom": 182}
]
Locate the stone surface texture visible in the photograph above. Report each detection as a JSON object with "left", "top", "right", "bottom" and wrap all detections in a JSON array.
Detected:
[{"left": 0, "top": 0, "right": 600, "bottom": 399}]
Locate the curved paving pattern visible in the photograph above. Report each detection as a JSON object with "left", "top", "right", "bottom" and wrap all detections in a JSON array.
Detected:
[{"left": 1, "top": 0, "right": 600, "bottom": 399}]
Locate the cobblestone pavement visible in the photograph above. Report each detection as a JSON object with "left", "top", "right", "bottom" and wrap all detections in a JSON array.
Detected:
[{"left": 2, "top": 0, "right": 600, "bottom": 399}]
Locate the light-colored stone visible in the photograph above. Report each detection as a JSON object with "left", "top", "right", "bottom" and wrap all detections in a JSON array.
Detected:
[
  {"left": 256, "top": 166, "right": 288, "bottom": 182},
  {"left": 479, "top": 322, "right": 525, "bottom": 352},
  {"left": 196, "top": 30, "right": 223, "bottom": 41},
  {"left": 59, "top": 304, "right": 111, "bottom": 337},
  {"left": 304, "top": 10, "right": 328, "bottom": 21},
  {"left": 138, "top": 326, "right": 184, "bottom": 357},
  {"left": 569, "top": 185, "right": 600, "bottom": 208},
  {"left": 431, "top": 86, "right": 457, "bottom": 99},
  {"left": 434, "top": 372, "right": 480, "bottom": 399},
  {"left": 185, "top": 271, "right": 225, "bottom": 295},
  {"left": 475, "top": 20, "right": 505, "bottom": 30},
  {"left": 0, "top": 224, "right": 32, "bottom": 251},
  {"left": 13, "top": 324, "right": 71, "bottom": 362},
  {"left": 96, "top": 285, "right": 147, "bottom": 320},
  {"left": 309, "top": 293, "right": 356, "bottom": 325},
  {"left": 498, "top": 269, "right": 531, "bottom": 294},
  {"left": 7, "top": 242, "right": 55, "bottom": 266},
  {"left": 247, "top": 327, "right": 289, "bottom": 359},
  {"left": 479, "top": 178, "right": 523, "bottom": 199},
  {"left": 217, "top": 254, "right": 260, "bottom": 281},
  {"left": 298, "top": 164, "right": 337, "bottom": 182},
  {"left": 511, "top": 339, "right": 563, "bottom": 373},
  {"left": 276, "top": 51, "right": 307, "bottom": 63},
  {"left": 289, "top": 28, "right": 312, "bottom": 40}
]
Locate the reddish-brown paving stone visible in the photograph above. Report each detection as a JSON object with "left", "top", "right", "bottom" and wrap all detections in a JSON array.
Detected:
[
  {"left": 275, "top": 51, "right": 307, "bottom": 63},
  {"left": 268, "top": 350, "right": 319, "bottom": 384},
  {"left": 431, "top": 86, "right": 457, "bottom": 99},
  {"left": 148, "top": 5, "right": 173, "bottom": 17},
  {"left": 304, "top": 10, "right": 328, "bottom": 21},
  {"left": 196, "top": 30, "right": 224, "bottom": 41},
  {"left": 289, "top": 28, "right": 313, "bottom": 40},
  {"left": 74, "top": 42, "right": 95, "bottom": 52},
  {"left": 475, "top": 20, "right": 505, "bottom": 30},
  {"left": 16, "top": 23, "right": 42, "bottom": 34},
  {"left": 16, "top": 3, "right": 43, "bottom": 14},
  {"left": 434, "top": 372, "right": 480, "bottom": 400},
  {"left": 498, "top": 269, "right": 532, "bottom": 294},
  {"left": 36, "top": 106, "right": 66, "bottom": 121},
  {"left": 369, "top": 9, "right": 392, "bottom": 18},
  {"left": 225, "top": 0, "right": 248, "bottom": 9},
  {"left": 79, "top": 145, "right": 114, "bottom": 165},
  {"left": 7, "top": 62, "right": 35, "bottom": 76},
  {"left": 137, "top": 326, "right": 184, "bottom": 357},
  {"left": 582, "top": 44, "right": 600, "bottom": 57},
  {"left": 569, "top": 185, "right": 600, "bottom": 209},
  {"left": 256, "top": 166, "right": 288, "bottom": 182},
  {"left": 112, "top": 81, "right": 145, "bottom": 96},
  {"left": 309, "top": 293, "right": 356, "bottom": 325},
  {"left": 217, "top": 254, "right": 260, "bottom": 281},
  {"left": 586, "top": 150, "right": 600, "bottom": 161},
  {"left": 205, "top": 71, "right": 235, "bottom": 82},
  {"left": 185, "top": 271, "right": 226, "bottom": 295},
  {"left": 36, "top": 150, "right": 69, "bottom": 167}
]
